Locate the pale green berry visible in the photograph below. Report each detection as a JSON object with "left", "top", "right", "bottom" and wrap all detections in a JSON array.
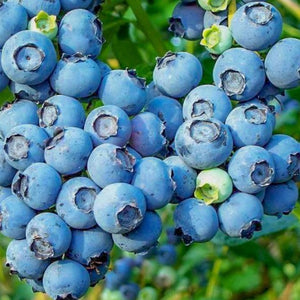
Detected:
[
  {"left": 137, "top": 287, "right": 158, "bottom": 300},
  {"left": 28, "top": 11, "right": 58, "bottom": 40},
  {"left": 201, "top": 24, "right": 233, "bottom": 55},
  {"left": 194, "top": 168, "right": 233, "bottom": 204},
  {"left": 155, "top": 266, "right": 177, "bottom": 289},
  {"left": 102, "top": 289, "right": 125, "bottom": 300},
  {"left": 198, "top": 0, "right": 231, "bottom": 12}
]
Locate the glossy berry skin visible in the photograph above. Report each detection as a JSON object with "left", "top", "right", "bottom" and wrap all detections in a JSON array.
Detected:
[
  {"left": 265, "top": 38, "right": 300, "bottom": 89},
  {"left": 61, "top": 0, "right": 94, "bottom": 11},
  {"left": 145, "top": 81, "right": 163, "bottom": 106},
  {"left": 132, "top": 157, "right": 175, "bottom": 210},
  {"left": 175, "top": 118, "right": 233, "bottom": 170},
  {"left": 156, "top": 244, "right": 177, "bottom": 266},
  {"left": 263, "top": 180, "right": 298, "bottom": 217},
  {"left": 0, "top": 2, "right": 28, "bottom": 49},
  {"left": 67, "top": 227, "right": 113, "bottom": 267},
  {"left": 0, "top": 187, "right": 11, "bottom": 202},
  {"left": 50, "top": 54, "right": 102, "bottom": 98},
  {"left": 164, "top": 156, "right": 197, "bottom": 203},
  {"left": 120, "top": 283, "right": 140, "bottom": 300},
  {"left": 0, "top": 51, "right": 9, "bottom": 92},
  {"left": 183, "top": 85, "right": 232, "bottom": 123},
  {"left": 88, "top": 144, "right": 136, "bottom": 188},
  {"left": 129, "top": 112, "right": 167, "bottom": 157},
  {"left": 112, "top": 211, "right": 162, "bottom": 254},
  {"left": 6, "top": 239, "right": 50, "bottom": 280},
  {"left": 59, "top": 9, "right": 104, "bottom": 58},
  {"left": 265, "top": 134, "right": 300, "bottom": 183},
  {"left": 153, "top": 51, "right": 202, "bottom": 98},
  {"left": 26, "top": 213, "right": 72, "bottom": 260},
  {"left": 3, "top": 124, "right": 49, "bottom": 171},
  {"left": 1, "top": 31, "right": 57, "bottom": 85},
  {"left": 228, "top": 146, "right": 275, "bottom": 194},
  {"left": 0, "top": 100, "right": 39, "bottom": 139},
  {"left": 94, "top": 183, "right": 147, "bottom": 234},
  {"left": 12, "top": 163, "right": 62, "bottom": 210},
  {"left": 225, "top": 103, "right": 273, "bottom": 148},
  {"left": 218, "top": 192, "right": 264, "bottom": 238},
  {"left": 84, "top": 105, "right": 132, "bottom": 147},
  {"left": 174, "top": 198, "right": 218, "bottom": 245},
  {"left": 98, "top": 70, "right": 147, "bottom": 116},
  {"left": 230, "top": 2, "right": 282, "bottom": 51},
  {"left": 56, "top": 177, "right": 100, "bottom": 229},
  {"left": 169, "top": 2, "right": 205, "bottom": 40},
  {"left": 213, "top": 48, "right": 266, "bottom": 101},
  {"left": 38, "top": 95, "right": 86, "bottom": 135},
  {"left": 45, "top": 127, "right": 93, "bottom": 176},
  {"left": 43, "top": 260, "right": 90, "bottom": 300},
  {"left": 0, "top": 140, "right": 17, "bottom": 187},
  {"left": 0, "top": 195, "right": 36, "bottom": 239}
]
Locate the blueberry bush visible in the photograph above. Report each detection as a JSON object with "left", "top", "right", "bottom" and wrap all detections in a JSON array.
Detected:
[{"left": 0, "top": 0, "right": 300, "bottom": 299}]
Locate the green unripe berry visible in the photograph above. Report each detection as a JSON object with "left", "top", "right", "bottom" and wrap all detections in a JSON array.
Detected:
[
  {"left": 137, "top": 287, "right": 158, "bottom": 300},
  {"left": 198, "top": 0, "right": 231, "bottom": 12}
]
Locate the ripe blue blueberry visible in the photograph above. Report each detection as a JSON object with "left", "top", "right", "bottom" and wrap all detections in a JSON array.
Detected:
[
  {"left": 87, "top": 144, "right": 136, "bottom": 188},
  {"left": 112, "top": 211, "right": 162, "bottom": 254},
  {"left": 43, "top": 260, "right": 90, "bottom": 300},
  {"left": 94, "top": 183, "right": 147, "bottom": 234},
  {"left": 45, "top": 127, "right": 93, "bottom": 175},
  {"left": 26, "top": 212, "right": 72, "bottom": 259},
  {"left": 120, "top": 283, "right": 140, "bottom": 300},
  {"left": 114, "top": 258, "right": 136, "bottom": 283},
  {"left": 0, "top": 195, "right": 36, "bottom": 239},
  {"left": 6, "top": 239, "right": 50, "bottom": 280},
  {"left": 1, "top": 31, "right": 57, "bottom": 85},
  {"left": 228, "top": 146, "right": 275, "bottom": 194},
  {"left": 218, "top": 192, "right": 263, "bottom": 238},
  {"left": 183, "top": 84, "right": 232, "bottom": 123},
  {"left": 56, "top": 177, "right": 100, "bottom": 229},
  {"left": 84, "top": 105, "right": 132, "bottom": 147},
  {"left": 61, "top": 0, "right": 94, "bottom": 11},
  {"left": 131, "top": 157, "right": 175, "bottom": 210},
  {"left": 145, "top": 81, "right": 163, "bottom": 106},
  {"left": 129, "top": 112, "right": 167, "bottom": 157},
  {"left": 96, "top": 60, "right": 111, "bottom": 77},
  {"left": 0, "top": 187, "right": 11, "bottom": 202},
  {"left": 213, "top": 48, "right": 266, "bottom": 101},
  {"left": 98, "top": 69, "right": 147, "bottom": 116},
  {"left": 105, "top": 271, "right": 124, "bottom": 290},
  {"left": 3, "top": 124, "right": 49, "bottom": 171},
  {"left": 175, "top": 118, "right": 233, "bottom": 170},
  {"left": 0, "top": 140, "right": 17, "bottom": 187},
  {"left": 174, "top": 198, "right": 219, "bottom": 244},
  {"left": 153, "top": 51, "right": 202, "bottom": 98},
  {"left": 0, "top": 51, "right": 9, "bottom": 92},
  {"left": 156, "top": 244, "right": 177, "bottom": 266},
  {"left": 12, "top": 163, "right": 62, "bottom": 210}
]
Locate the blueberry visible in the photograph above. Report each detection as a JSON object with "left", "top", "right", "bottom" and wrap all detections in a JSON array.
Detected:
[
  {"left": 265, "top": 38, "right": 300, "bottom": 89},
  {"left": 228, "top": 145, "right": 275, "bottom": 194},
  {"left": 59, "top": 9, "right": 104, "bottom": 58},
  {"left": 164, "top": 156, "right": 197, "bottom": 203},
  {"left": 265, "top": 134, "right": 300, "bottom": 183},
  {"left": 12, "top": 163, "right": 62, "bottom": 210},
  {"left": 89, "top": 255, "right": 110, "bottom": 286},
  {"left": 0, "top": 100, "right": 39, "bottom": 140},
  {"left": 87, "top": 144, "right": 136, "bottom": 188},
  {"left": 131, "top": 157, "right": 175, "bottom": 210},
  {"left": 218, "top": 192, "right": 264, "bottom": 238},
  {"left": 230, "top": 2, "right": 282, "bottom": 51},
  {"left": 105, "top": 271, "right": 124, "bottom": 290},
  {"left": 169, "top": 2, "right": 205, "bottom": 40},
  {"left": 0, "top": 140, "right": 17, "bottom": 187},
  {"left": 198, "top": 0, "right": 231, "bottom": 12},
  {"left": 0, "top": 187, "right": 11, "bottom": 202},
  {"left": 94, "top": 183, "right": 146, "bottom": 234},
  {"left": 0, "top": 50, "right": 9, "bottom": 92},
  {"left": 114, "top": 258, "right": 136, "bottom": 282},
  {"left": 6, "top": 239, "right": 50, "bottom": 280},
  {"left": 129, "top": 112, "right": 167, "bottom": 157},
  {"left": 98, "top": 69, "right": 147, "bottom": 116},
  {"left": 263, "top": 180, "right": 298, "bottom": 217},
  {"left": 175, "top": 118, "right": 233, "bottom": 170},
  {"left": 112, "top": 211, "right": 162, "bottom": 254},
  {"left": 3, "top": 124, "right": 49, "bottom": 171},
  {"left": 257, "top": 81, "right": 282, "bottom": 103},
  {"left": 213, "top": 48, "right": 266, "bottom": 101},
  {"left": 26, "top": 213, "right": 72, "bottom": 259},
  {"left": 38, "top": 95, "right": 86, "bottom": 135},
  {"left": 43, "top": 260, "right": 90, "bottom": 300},
  {"left": 45, "top": 127, "right": 93, "bottom": 176},
  {"left": 153, "top": 51, "right": 202, "bottom": 98},
  {"left": 61, "top": 0, "right": 94, "bottom": 11},
  {"left": 120, "top": 283, "right": 140, "bottom": 300},
  {"left": 26, "top": 278, "right": 45, "bottom": 293},
  {"left": 84, "top": 105, "right": 132, "bottom": 147},
  {"left": 156, "top": 244, "right": 177, "bottom": 266},
  {"left": 0, "top": 195, "right": 36, "bottom": 239},
  {"left": 225, "top": 103, "right": 273, "bottom": 147},
  {"left": 174, "top": 198, "right": 219, "bottom": 244},
  {"left": 50, "top": 53, "right": 102, "bottom": 98},
  {"left": 0, "top": 2, "right": 28, "bottom": 49},
  {"left": 145, "top": 81, "right": 163, "bottom": 106},
  {"left": 1, "top": 31, "right": 57, "bottom": 85},
  {"left": 203, "top": 9, "right": 228, "bottom": 28},
  {"left": 183, "top": 84, "right": 232, "bottom": 123},
  {"left": 56, "top": 177, "right": 100, "bottom": 229}
]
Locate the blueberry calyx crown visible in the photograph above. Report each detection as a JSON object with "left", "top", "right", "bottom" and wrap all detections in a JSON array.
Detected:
[
  {"left": 220, "top": 69, "right": 246, "bottom": 96},
  {"left": 62, "top": 53, "right": 90, "bottom": 63},
  {"left": 191, "top": 99, "right": 214, "bottom": 119},
  {"left": 115, "top": 147, "right": 136, "bottom": 172},
  {"left": 287, "top": 152, "right": 300, "bottom": 177},
  {"left": 126, "top": 68, "right": 146, "bottom": 89},
  {"left": 73, "top": 187, "right": 97, "bottom": 213},
  {"left": 244, "top": 105, "right": 268, "bottom": 125},
  {"left": 92, "top": 17, "right": 105, "bottom": 44},
  {"left": 250, "top": 160, "right": 274, "bottom": 187},
  {"left": 116, "top": 204, "right": 143, "bottom": 232},
  {"left": 156, "top": 51, "right": 177, "bottom": 69},
  {"left": 168, "top": 17, "right": 185, "bottom": 38},
  {"left": 189, "top": 119, "right": 221, "bottom": 143},
  {"left": 4, "top": 134, "right": 30, "bottom": 160},
  {"left": 12, "top": 172, "right": 29, "bottom": 199},
  {"left": 30, "top": 236, "right": 55, "bottom": 260},
  {"left": 174, "top": 227, "right": 193, "bottom": 246},
  {"left": 56, "top": 294, "right": 77, "bottom": 300},
  {"left": 240, "top": 220, "right": 262, "bottom": 239},
  {"left": 93, "top": 113, "right": 119, "bottom": 139},
  {"left": 87, "top": 252, "right": 109, "bottom": 270},
  {"left": 244, "top": 3, "right": 273, "bottom": 26},
  {"left": 38, "top": 102, "right": 59, "bottom": 127},
  {"left": 46, "top": 127, "right": 64, "bottom": 150}
]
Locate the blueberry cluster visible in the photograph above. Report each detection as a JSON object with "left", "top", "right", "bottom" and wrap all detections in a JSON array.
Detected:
[{"left": 0, "top": 0, "right": 299, "bottom": 299}]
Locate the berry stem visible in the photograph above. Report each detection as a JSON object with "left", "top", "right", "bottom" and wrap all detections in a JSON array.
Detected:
[
  {"left": 277, "top": 0, "right": 300, "bottom": 20},
  {"left": 227, "top": 0, "right": 236, "bottom": 27}
]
